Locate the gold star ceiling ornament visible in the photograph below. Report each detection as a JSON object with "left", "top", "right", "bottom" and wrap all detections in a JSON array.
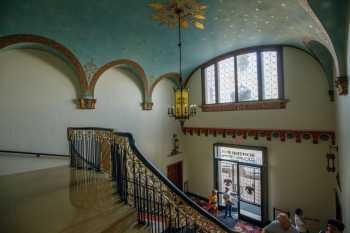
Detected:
[{"left": 148, "top": 0, "right": 208, "bottom": 29}]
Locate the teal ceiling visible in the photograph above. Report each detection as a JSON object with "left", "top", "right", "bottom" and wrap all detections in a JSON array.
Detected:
[
  {"left": 308, "top": 0, "right": 348, "bottom": 71},
  {"left": 0, "top": 0, "right": 347, "bottom": 82}
]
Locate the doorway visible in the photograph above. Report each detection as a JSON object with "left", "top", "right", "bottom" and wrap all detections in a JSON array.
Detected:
[
  {"left": 214, "top": 144, "right": 268, "bottom": 225},
  {"left": 167, "top": 161, "right": 183, "bottom": 190}
]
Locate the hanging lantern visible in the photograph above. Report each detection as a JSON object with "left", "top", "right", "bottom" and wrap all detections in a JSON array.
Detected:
[
  {"left": 150, "top": 0, "right": 206, "bottom": 123},
  {"left": 168, "top": 88, "right": 196, "bottom": 120}
]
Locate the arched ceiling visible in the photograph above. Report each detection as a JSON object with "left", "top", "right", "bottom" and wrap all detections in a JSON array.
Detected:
[{"left": 0, "top": 0, "right": 347, "bottom": 83}]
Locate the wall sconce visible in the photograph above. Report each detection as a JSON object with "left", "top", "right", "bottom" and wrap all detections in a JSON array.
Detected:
[{"left": 326, "top": 145, "right": 338, "bottom": 173}]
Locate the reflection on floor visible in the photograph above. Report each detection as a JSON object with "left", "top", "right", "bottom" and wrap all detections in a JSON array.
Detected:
[{"left": 0, "top": 165, "right": 146, "bottom": 233}]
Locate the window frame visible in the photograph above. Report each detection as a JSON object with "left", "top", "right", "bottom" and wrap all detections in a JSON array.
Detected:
[{"left": 201, "top": 46, "right": 286, "bottom": 111}]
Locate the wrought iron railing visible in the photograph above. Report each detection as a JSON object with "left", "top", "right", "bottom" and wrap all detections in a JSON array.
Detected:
[{"left": 68, "top": 127, "right": 235, "bottom": 233}]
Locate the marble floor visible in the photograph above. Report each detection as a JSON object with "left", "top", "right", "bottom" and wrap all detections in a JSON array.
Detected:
[{"left": 0, "top": 165, "right": 140, "bottom": 233}]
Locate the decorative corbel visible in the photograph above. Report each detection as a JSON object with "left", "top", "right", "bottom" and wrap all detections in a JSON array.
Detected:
[
  {"left": 335, "top": 76, "right": 348, "bottom": 95},
  {"left": 79, "top": 98, "right": 96, "bottom": 109},
  {"left": 141, "top": 91, "right": 154, "bottom": 111},
  {"left": 142, "top": 101, "right": 154, "bottom": 110}
]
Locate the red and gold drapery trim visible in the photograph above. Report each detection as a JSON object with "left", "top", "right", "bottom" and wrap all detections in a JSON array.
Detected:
[{"left": 182, "top": 126, "right": 335, "bottom": 145}]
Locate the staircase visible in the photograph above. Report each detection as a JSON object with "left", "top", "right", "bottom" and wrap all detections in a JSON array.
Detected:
[
  {"left": 1, "top": 128, "right": 236, "bottom": 233},
  {"left": 0, "top": 165, "right": 149, "bottom": 233},
  {"left": 67, "top": 128, "right": 235, "bottom": 233}
]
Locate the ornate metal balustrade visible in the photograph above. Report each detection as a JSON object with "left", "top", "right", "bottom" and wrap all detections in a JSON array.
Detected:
[{"left": 67, "top": 127, "right": 235, "bottom": 233}]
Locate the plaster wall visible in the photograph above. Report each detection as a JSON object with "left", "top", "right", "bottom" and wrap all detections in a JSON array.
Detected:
[
  {"left": 336, "top": 4, "right": 350, "bottom": 232},
  {"left": 0, "top": 49, "right": 183, "bottom": 174},
  {"left": 183, "top": 47, "right": 336, "bottom": 228}
]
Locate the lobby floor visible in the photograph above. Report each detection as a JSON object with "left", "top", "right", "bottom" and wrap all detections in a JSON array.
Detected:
[{"left": 0, "top": 165, "right": 136, "bottom": 233}]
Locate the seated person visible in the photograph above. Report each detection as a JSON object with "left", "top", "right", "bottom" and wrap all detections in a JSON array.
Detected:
[
  {"left": 319, "top": 219, "right": 345, "bottom": 233},
  {"left": 263, "top": 213, "right": 298, "bottom": 233},
  {"left": 208, "top": 190, "right": 218, "bottom": 216}
]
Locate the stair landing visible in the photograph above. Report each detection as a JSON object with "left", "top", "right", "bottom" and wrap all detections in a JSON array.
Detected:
[{"left": 0, "top": 165, "right": 144, "bottom": 233}]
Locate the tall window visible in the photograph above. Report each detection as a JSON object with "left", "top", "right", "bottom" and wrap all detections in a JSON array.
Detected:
[{"left": 202, "top": 47, "right": 284, "bottom": 107}]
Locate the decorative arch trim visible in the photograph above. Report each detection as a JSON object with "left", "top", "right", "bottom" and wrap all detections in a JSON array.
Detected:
[
  {"left": 150, "top": 72, "right": 180, "bottom": 95},
  {"left": 184, "top": 44, "right": 323, "bottom": 89},
  {"left": 303, "top": 39, "right": 335, "bottom": 90},
  {"left": 0, "top": 34, "right": 88, "bottom": 91},
  {"left": 297, "top": 0, "right": 341, "bottom": 76},
  {"left": 89, "top": 59, "right": 149, "bottom": 97}
]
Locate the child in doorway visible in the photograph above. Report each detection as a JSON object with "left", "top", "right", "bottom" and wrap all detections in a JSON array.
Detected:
[
  {"left": 223, "top": 187, "right": 233, "bottom": 218},
  {"left": 208, "top": 190, "right": 218, "bottom": 216}
]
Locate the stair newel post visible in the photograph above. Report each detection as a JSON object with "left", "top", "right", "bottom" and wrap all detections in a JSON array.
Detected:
[
  {"left": 151, "top": 175, "right": 156, "bottom": 233},
  {"left": 145, "top": 169, "right": 150, "bottom": 227},
  {"left": 89, "top": 131, "right": 93, "bottom": 169},
  {"left": 124, "top": 147, "right": 128, "bottom": 204},
  {"left": 141, "top": 166, "right": 146, "bottom": 224},
  {"left": 132, "top": 155, "right": 137, "bottom": 208},
  {"left": 168, "top": 202, "right": 172, "bottom": 232},
  {"left": 68, "top": 131, "right": 73, "bottom": 167},
  {"left": 160, "top": 184, "right": 165, "bottom": 232},
  {"left": 176, "top": 207, "right": 180, "bottom": 230},
  {"left": 137, "top": 164, "right": 144, "bottom": 224},
  {"left": 115, "top": 143, "right": 122, "bottom": 196},
  {"left": 73, "top": 132, "right": 77, "bottom": 169},
  {"left": 156, "top": 182, "right": 160, "bottom": 233},
  {"left": 93, "top": 131, "right": 97, "bottom": 170},
  {"left": 111, "top": 140, "right": 116, "bottom": 181},
  {"left": 82, "top": 132, "right": 85, "bottom": 169}
]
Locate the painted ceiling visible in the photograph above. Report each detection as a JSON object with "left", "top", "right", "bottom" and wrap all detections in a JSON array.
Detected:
[{"left": 0, "top": 0, "right": 348, "bottom": 84}]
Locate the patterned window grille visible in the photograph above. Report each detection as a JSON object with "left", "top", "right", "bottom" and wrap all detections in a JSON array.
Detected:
[
  {"left": 237, "top": 52, "right": 258, "bottom": 102},
  {"left": 204, "top": 64, "right": 216, "bottom": 104},
  {"left": 218, "top": 57, "right": 236, "bottom": 103},
  {"left": 202, "top": 47, "right": 283, "bottom": 106},
  {"left": 262, "top": 51, "right": 279, "bottom": 99}
]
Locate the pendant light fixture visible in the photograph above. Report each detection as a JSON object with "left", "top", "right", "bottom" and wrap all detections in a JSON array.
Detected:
[{"left": 149, "top": 0, "right": 207, "bottom": 123}]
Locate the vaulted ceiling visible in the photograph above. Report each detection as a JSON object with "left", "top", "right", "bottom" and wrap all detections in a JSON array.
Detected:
[{"left": 0, "top": 0, "right": 348, "bottom": 86}]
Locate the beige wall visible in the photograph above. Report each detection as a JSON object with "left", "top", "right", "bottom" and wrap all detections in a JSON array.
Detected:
[
  {"left": 336, "top": 5, "right": 350, "bottom": 232},
  {"left": 0, "top": 49, "right": 182, "bottom": 173},
  {"left": 183, "top": 47, "right": 336, "bottom": 227}
]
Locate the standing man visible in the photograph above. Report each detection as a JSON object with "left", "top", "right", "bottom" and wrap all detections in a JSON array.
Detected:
[
  {"left": 223, "top": 187, "right": 233, "bottom": 218},
  {"left": 263, "top": 213, "right": 298, "bottom": 233}
]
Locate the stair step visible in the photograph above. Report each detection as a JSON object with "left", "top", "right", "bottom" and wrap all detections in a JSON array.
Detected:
[
  {"left": 123, "top": 222, "right": 151, "bottom": 233},
  {"left": 60, "top": 204, "right": 136, "bottom": 233}
]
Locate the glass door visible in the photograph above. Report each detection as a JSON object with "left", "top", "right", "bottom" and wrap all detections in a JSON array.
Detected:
[
  {"left": 238, "top": 164, "right": 262, "bottom": 223},
  {"left": 217, "top": 161, "right": 238, "bottom": 206},
  {"left": 215, "top": 144, "right": 267, "bottom": 225}
]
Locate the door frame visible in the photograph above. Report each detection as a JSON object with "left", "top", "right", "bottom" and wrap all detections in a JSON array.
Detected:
[{"left": 213, "top": 143, "right": 268, "bottom": 226}]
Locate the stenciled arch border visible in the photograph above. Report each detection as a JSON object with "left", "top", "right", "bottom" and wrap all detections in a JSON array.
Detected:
[
  {"left": 150, "top": 72, "right": 180, "bottom": 95},
  {"left": 0, "top": 34, "right": 182, "bottom": 110},
  {"left": 0, "top": 34, "right": 88, "bottom": 93},
  {"left": 89, "top": 59, "right": 152, "bottom": 110},
  {"left": 297, "top": 0, "right": 341, "bottom": 77},
  {"left": 183, "top": 44, "right": 333, "bottom": 98}
]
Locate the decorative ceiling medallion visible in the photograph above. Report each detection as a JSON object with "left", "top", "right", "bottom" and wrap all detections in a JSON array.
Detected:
[{"left": 149, "top": 0, "right": 207, "bottom": 29}]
